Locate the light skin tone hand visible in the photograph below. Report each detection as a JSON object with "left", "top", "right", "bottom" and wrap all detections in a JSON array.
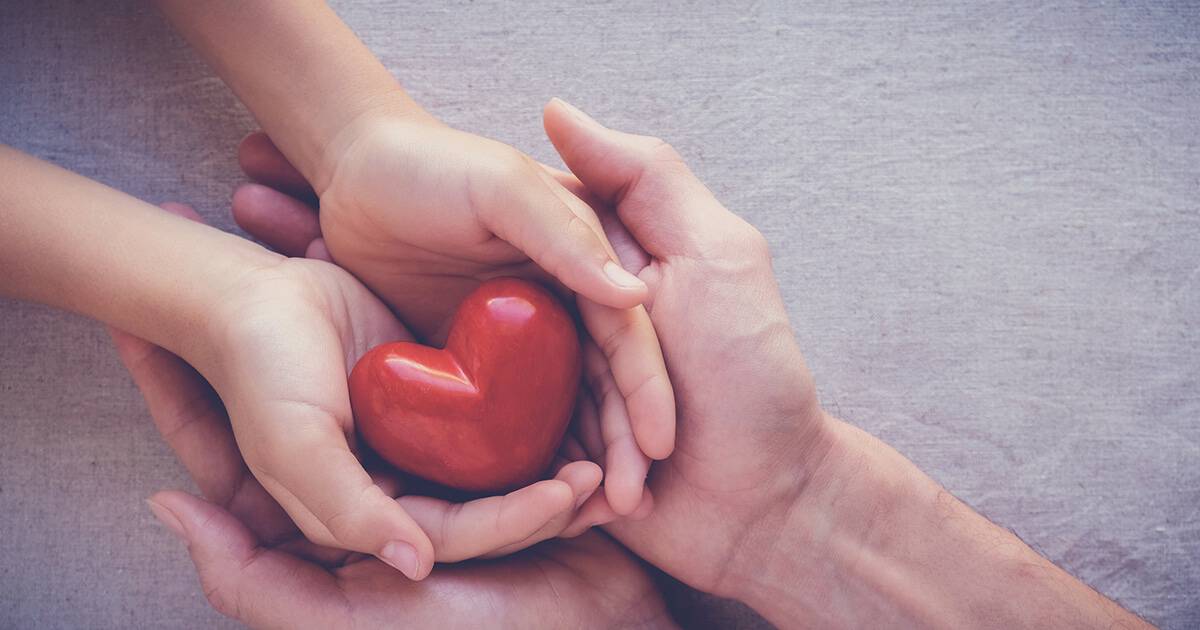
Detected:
[
  {"left": 154, "top": 0, "right": 675, "bottom": 518},
  {"left": 537, "top": 100, "right": 1153, "bottom": 629},
  {"left": 110, "top": 206, "right": 675, "bottom": 630},
  {"left": 0, "top": 153, "right": 603, "bottom": 581},
  {"left": 201, "top": 99, "right": 1153, "bottom": 629}
]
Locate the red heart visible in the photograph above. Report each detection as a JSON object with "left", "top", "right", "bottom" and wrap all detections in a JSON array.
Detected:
[{"left": 349, "top": 277, "right": 581, "bottom": 493}]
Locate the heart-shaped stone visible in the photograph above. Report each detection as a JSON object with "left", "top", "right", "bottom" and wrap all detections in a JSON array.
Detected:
[{"left": 349, "top": 277, "right": 581, "bottom": 492}]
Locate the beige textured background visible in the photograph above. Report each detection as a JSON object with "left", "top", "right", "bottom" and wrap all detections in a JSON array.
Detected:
[{"left": 1, "top": 1, "right": 1198, "bottom": 628}]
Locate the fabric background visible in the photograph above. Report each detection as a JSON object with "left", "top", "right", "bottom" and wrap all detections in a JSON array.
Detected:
[{"left": 1, "top": 1, "right": 1197, "bottom": 628}]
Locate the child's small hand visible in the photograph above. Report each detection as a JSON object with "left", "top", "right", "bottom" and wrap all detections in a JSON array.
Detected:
[
  {"left": 234, "top": 121, "right": 675, "bottom": 516},
  {"left": 128, "top": 202, "right": 603, "bottom": 580}
]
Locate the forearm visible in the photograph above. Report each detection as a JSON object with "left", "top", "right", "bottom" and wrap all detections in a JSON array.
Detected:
[
  {"left": 154, "top": 0, "right": 434, "bottom": 191},
  {"left": 739, "top": 417, "right": 1150, "bottom": 629},
  {"left": 0, "top": 146, "right": 279, "bottom": 365}
]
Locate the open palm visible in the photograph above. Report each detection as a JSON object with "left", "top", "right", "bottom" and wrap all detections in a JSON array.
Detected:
[
  {"left": 234, "top": 122, "right": 674, "bottom": 515},
  {"left": 107, "top": 285, "right": 670, "bottom": 627},
  {"left": 120, "top": 203, "right": 606, "bottom": 580}
]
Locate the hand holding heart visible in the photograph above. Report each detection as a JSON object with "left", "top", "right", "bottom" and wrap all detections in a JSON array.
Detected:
[
  {"left": 121, "top": 203, "right": 609, "bottom": 583},
  {"left": 158, "top": 101, "right": 828, "bottom": 629},
  {"left": 108, "top": 276, "right": 672, "bottom": 629},
  {"left": 350, "top": 277, "right": 582, "bottom": 493},
  {"left": 236, "top": 115, "right": 675, "bottom": 516}
]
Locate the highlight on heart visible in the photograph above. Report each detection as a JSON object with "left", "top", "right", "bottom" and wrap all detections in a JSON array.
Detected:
[{"left": 349, "top": 277, "right": 581, "bottom": 493}]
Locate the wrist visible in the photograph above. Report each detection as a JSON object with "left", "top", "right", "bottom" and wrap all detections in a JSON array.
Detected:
[
  {"left": 730, "top": 417, "right": 1149, "bottom": 630},
  {"left": 0, "top": 147, "right": 283, "bottom": 370},
  {"left": 313, "top": 95, "right": 441, "bottom": 196},
  {"left": 730, "top": 417, "right": 940, "bottom": 627}
]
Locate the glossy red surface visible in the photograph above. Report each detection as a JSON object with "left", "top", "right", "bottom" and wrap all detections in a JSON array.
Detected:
[{"left": 349, "top": 277, "right": 581, "bottom": 492}]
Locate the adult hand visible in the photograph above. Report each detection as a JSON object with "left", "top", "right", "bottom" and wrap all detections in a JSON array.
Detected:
[
  {"left": 155, "top": 0, "right": 674, "bottom": 516},
  {"left": 234, "top": 122, "right": 674, "bottom": 515},
  {"left": 540, "top": 101, "right": 1151, "bottom": 630},
  {"left": 123, "top": 203, "right": 603, "bottom": 581},
  {"left": 108, "top": 284, "right": 671, "bottom": 629},
  {"left": 539, "top": 100, "right": 829, "bottom": 591}
]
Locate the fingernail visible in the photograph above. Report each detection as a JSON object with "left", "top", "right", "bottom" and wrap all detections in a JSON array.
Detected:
[
  {"left": 379, "top": 540, "right": 421, "bottom": 580},
  {"left": 604, "top": 261, "right": 646, "bottom": 290},
  {"left": 553, "top": 98, "right": 600, "bottom": 127},
  {"left": 146, "top": 499, "right": 186, "bottom": 541}
]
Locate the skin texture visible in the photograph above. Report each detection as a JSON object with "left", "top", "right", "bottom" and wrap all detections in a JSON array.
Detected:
[
  {"left": 2, "top": 1, "right": 1154, "bottom": 624},
  {"left": 349, "top": 278, "right": 582, "bottom": 492},
  {"left": 537, "top": 100, "right": 829, "bottom": 593},
  {"left": 539, "top": 101, "right": 1151, "bottom": 630},
  {"left": 213, "top": 100, "right": 1152, "bottom": 629},
  {"left": 105, "top": 261, "right": 673, "bottom": 628},
  {"left": 234, "top": 134, "right": 660, "bottom": 530},
  {"left": 156, "top": 0, "right": 676, "bottom": 525}
]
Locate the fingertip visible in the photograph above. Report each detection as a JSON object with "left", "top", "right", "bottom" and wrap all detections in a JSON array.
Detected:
[
  {"left": 304, "top": 237, "right": 332, "bottom": 262},
  {"left": 237, "top": 132, "right": 313, "bottom": 197},
  {"left": 556, "top": 461, "right": 603, "bottom": 509},
  {"left": 378, "top": 539, "right": 427, "bottom": 581},
  {"left": 604, "top": 458, "right": 647, "bottom": 516},
  {"left": 544, "top": 97, "right": 603, "bottom": 133},
  {"left": 146, "top": 492, "right": 189, "bottom": 542},
  {"left": 557, "top": 460, "right": 603, "bottom": 490},
  {"left": 627, "top": 376, "right": 677, "bottom": 461},
  {"left": 231, "top": 182, "right": 321, "bottom": 257},
  {"left": 635, "top": 411, "right": 677, "bottom": 461},
  {"left": 539, "top": 478, "right": 578, "bottom": 512},
  {"left": 236, "top": 131, "right": 271, "bottom": 167}
]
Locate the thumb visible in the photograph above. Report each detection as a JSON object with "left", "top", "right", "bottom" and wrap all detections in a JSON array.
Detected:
[
  {"left": 147, "top": 491, "right": 346, "bottom": 629},
  {"left": 542, "top": 98, "right": 736, "bottom": 258}
]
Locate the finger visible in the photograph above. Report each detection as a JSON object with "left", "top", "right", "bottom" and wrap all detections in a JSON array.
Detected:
[
  {"left": 231, "top": 183, "right": 321, "bottom": 258},
  {"left": 109, "top": 202, "right": 297, "bottom": 542},
  {"left": 237, "top": 131, "right": 317, "bottom": 199},
  {"left": 157, "top": 201, "right": 202, "bottom": 221},
  {"left": 109, "top": 327, "right": 298, "bottom": 543},
  {"left": 578, "top": 300, "right": 675, "bottom": 461},
  {"left": 559, "top": 433, "right": 589, "bottom": 463},
  {"left": 305, "top": 236, "right": 333, "bottom": 262},
  {"left": 562, "top": 485, "right": 655, "bottom": 538},
  {"left": 538, "top": 163, "right": 654, "bottom": 294},
  {"left": 109, "top": 328, "right": 235, "bottom": 498},
  {"left": 479, "top": 461, "right": 603, "bottom": 558},
  {"left": 147, "top": 491, "right": 347, "bottom": 629},
  {"left": 543, "top": 98, "right": 739, "bottom": 258},
  {"left": 247, "top": 412, "right": 435, "bottom": 580},
  {"left": 582, "top": 342, "right": 653, "bottom": 515},
  {"left": 476, "top": 153, "right": 648, "bottom": 310},
  {"left": 397, "top": 461, "right": 600, "bottom": 562},
  {"left": 271, "top": 467, "right": 408, "bottom": 568},
  {"left": 571, "top": 386, "right": 607, "bottom": 464}
]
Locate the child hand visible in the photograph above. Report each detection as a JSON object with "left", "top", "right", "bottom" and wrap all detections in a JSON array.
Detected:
[
  {"left": 123, "top": 202, "right": 603, "bottom": 579},
  {"left": 234, "top": 121, "right": 675, "bottom": 515}
]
